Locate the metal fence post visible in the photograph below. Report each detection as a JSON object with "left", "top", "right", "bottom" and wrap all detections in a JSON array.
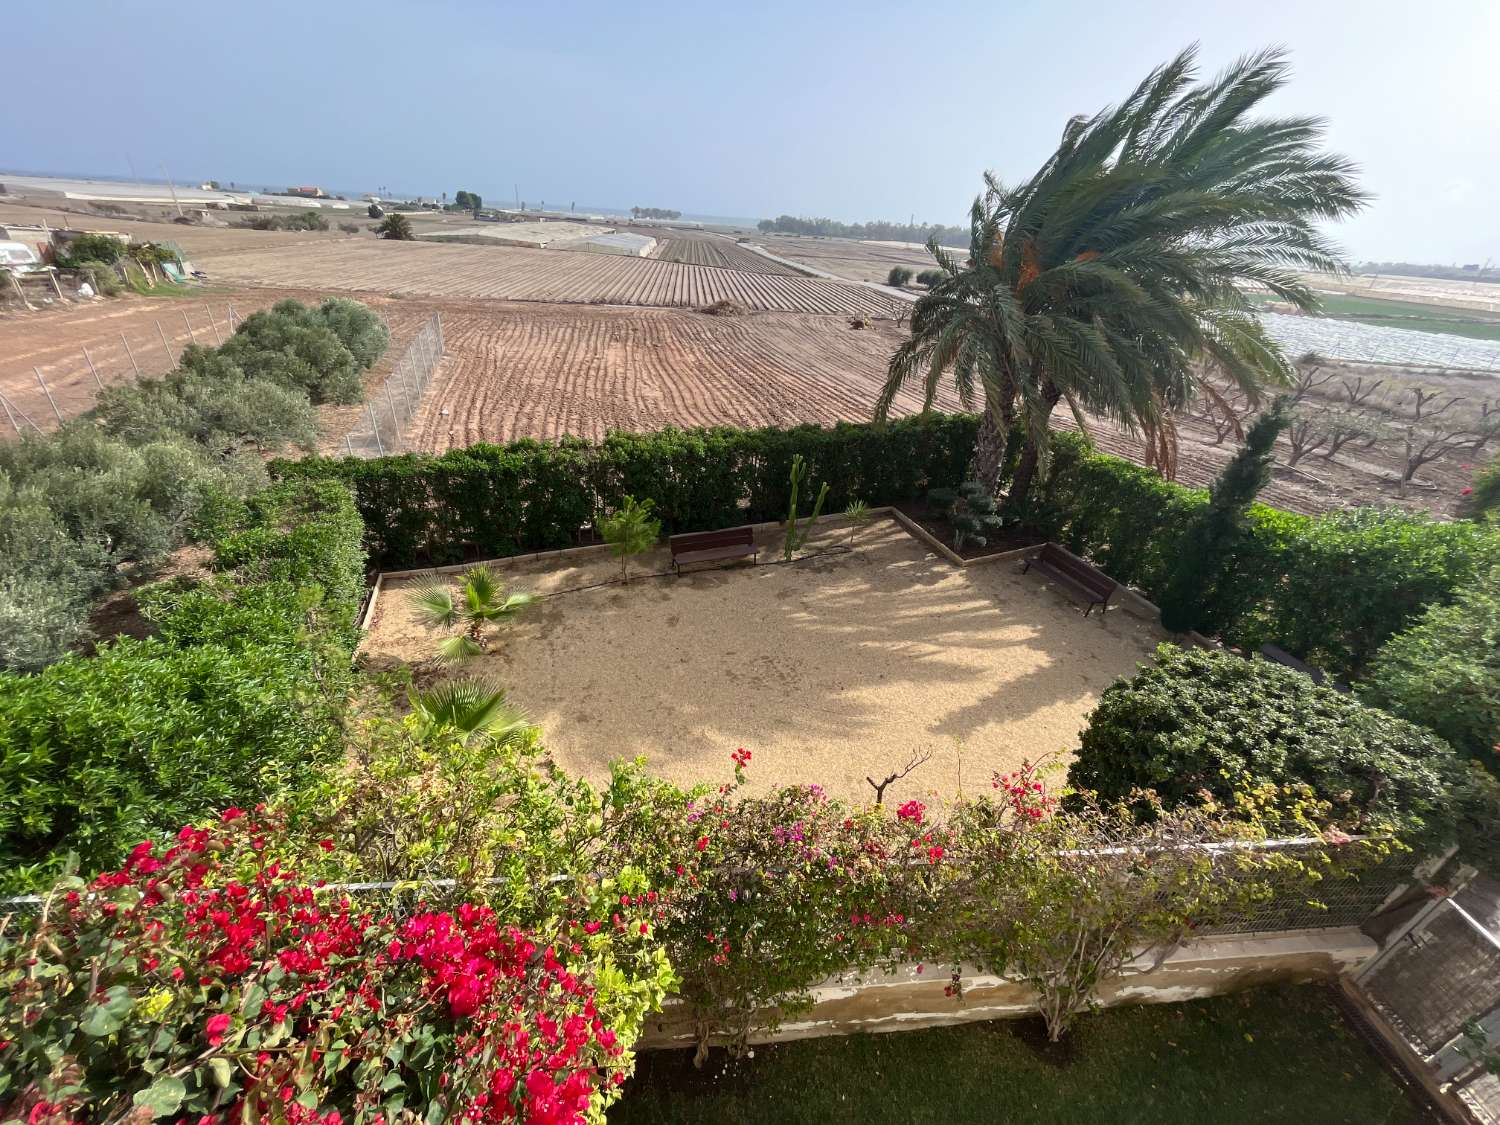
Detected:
[
  {"left": 206, "top": 304, "right": 222, "bottom": 345},
  {"left": 385, "top": 384, "right": 401, "bottom": 442},
  {"left": 0, "top": 394, "right": 22, "bottom": 436},
  {"left": 82, "top": 347, "right": 104, "bottom": 392},
  {"left": 366, "top": 404, "right": 385, "bottom": 456},
  {"left": 156, "top": 321, "right": 174, "bottom": 366},
  {"left": 33, "top": 367, "right": 63, "bottom": 423},
  {"left": 345, "top": 435, "right": 356, "bottom": 457},
  {"left": 181, "top": 309, "right": 196, "bottom": 344},
  {"left": 121, "top": 334, "right": 140, "bottom": 376}
]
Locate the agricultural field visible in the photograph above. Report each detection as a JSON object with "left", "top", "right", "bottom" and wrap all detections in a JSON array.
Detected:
[
  {"left": 0, "top": 286, "right": 433, "bottom": 441},
  {"left": 653, "top": 237, "right": 806, "bottom": 276},
  {"left": 191, "top": 239, "right": 906, "bottom": 316},
  {"left": 403, "top": 298, "right": 941, "bottom": 449},
  {"left": 756, "top": 233, "right": 955, "bottom": 285}
]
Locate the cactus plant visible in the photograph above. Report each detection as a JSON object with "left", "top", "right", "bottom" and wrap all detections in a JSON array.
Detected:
[{"left": 783, "top": 453, "right": 831, "bottom": 560}]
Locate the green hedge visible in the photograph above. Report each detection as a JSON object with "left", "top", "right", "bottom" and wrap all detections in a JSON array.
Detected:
[
  {"left": 1031, "top": 431, "right": 1500, "bottom": 677},
  {"left": 0, "top": 480, "right": 365, "bottom": 890},
  {"left": 272, "top": 417, "right": 978, "bottom": 567}
]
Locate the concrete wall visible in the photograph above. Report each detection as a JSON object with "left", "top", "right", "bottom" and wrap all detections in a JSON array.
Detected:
[{"left": 638, "top": 927, "right": 1375, "bottom": 1048}]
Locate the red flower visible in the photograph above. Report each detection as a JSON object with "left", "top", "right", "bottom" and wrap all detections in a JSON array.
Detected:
[
  {"left": 220, "top": 807, "right": 246, "bottom": 822},
  {"left": 317, "top": 839, "right": 334, "bottom": 852},
  {"left": 205, "top": 1013, "right": 232, "bottom": 1046},
  {"left": 695, "top": 836, "right": 708, "bottom": 851},
  {"left": 896, "top": 800, "right": 926, "bottom": 825}
]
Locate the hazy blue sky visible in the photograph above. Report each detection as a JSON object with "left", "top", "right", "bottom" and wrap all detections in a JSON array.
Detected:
[{"left": 8, "top": 0, "right": 1497, "bottom": 263}]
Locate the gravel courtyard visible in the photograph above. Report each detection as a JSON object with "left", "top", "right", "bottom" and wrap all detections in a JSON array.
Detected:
[{"left": 363, "top": 519, "right": 1166, "bottom": 803}]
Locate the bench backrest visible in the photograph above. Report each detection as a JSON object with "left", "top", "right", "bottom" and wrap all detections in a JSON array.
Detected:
[
  {"left": 1039, "top": 543, "right": 1116, "bottom": 596},
  {"left": 669, "top": 526, "right": 754, "bottom": 554}
]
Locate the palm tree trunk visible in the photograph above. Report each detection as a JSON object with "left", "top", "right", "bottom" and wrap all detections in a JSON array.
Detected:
[
  {"left": 1005, "top": 384, "right": 1063, "bottom": 514},
  {"left": 973, "top": 408, "right": 1005, "bottom": 493}
]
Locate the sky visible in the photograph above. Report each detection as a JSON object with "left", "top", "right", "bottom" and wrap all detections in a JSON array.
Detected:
[{"left": 7, "top": 0, "right": 1498, "bottom": 264}]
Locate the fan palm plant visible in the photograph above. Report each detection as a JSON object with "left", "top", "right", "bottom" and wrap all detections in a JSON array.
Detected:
[
  {"left": 408, "top": 676, "right": 533, "bottom": 745},
  {"left": 407, "top": 565, "right": 534, "bottom": 662},
  {"left": 876, "top": 46, "right": 1366, "bottom": 509}
]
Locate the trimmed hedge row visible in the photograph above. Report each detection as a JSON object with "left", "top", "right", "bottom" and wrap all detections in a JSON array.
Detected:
[
  {"left": 1030, "top": 431, "right": 1500, "bottom": 677},
  {"left": 272, "top": 417, "right": 978, "bottom": 567},
  {"left": 0, "top": 480, "right": 365, "bottom": 891}
]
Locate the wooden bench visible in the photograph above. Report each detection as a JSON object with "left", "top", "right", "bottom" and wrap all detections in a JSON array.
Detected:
[
  {"left": 669, "top": 526, "right": 758, "bottom": 574},
  {"left": 1021, "top": 542, "right": 1119, "bottom": 616},
  {"left": 1259, "top": 644, "right": 1352, "bottom": 693}
]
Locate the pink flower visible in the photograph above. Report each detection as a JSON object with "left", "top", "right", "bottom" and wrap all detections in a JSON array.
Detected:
[
  {"left": 1461, "top": 487, "right": 1474, "bottom": 496},
  {"left": 205, "top": 1013, "right": 232, "bottom": 1046},
  {"left": 895, "top": 800, "right": 926, "bottom": 824},
  {"left": 220, "top": 808, "right": 245, "bottom": 822}
]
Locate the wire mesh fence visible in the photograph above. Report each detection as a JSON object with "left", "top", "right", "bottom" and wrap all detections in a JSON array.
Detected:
[
  {"left": 1355, "top": 894, "right": 1500, "bottom": 1123},
  {"left": 339, "top": 312, "right": 444, "bottom": 457},
  {"left": 0, "top": 302, "right": 246, "bottom": 438}
]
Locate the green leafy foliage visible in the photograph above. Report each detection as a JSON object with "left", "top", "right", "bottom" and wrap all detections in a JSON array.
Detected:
[
  {"left": 0, "top": 479, "right": 365, "bottom": 888},
  {"left": 1361, "top": 571, "right": 1500, "bottom": 762},
  {"left": 915, "top": 268, "right": 943, "bottom": 287},
  {"left": 1158, "top": 400, "right": 1289, "bottom": 634},
  {"left": 273, "top": 415, "right": 978, "bottom": 567},
  {"left": 377, "top": 212, "right": 415, "bottom": 240},
  {"left": 1031, "top": 430, "right": 1500, "bottom": 677},
  {"left": 1466, "top": 453, "right": 1500, "bottom": 518},
  {"left": 1072, "top": 645, "right": 1500, "bottom": 868},
  {"left": 949, "top": 481, "right": 1003, "bottom": 549},
  {"left": 782, "top": 453, "right": 830, "bottom": 560},
  {"left": 55, "top": 233, "right": 126, "bottom": 266},
  {"left": 408, "top": 565, "right": 534, "bottom": 661},
  {"left": 217, "top": 300, "right": 366, "bottom": 404},
  {"left": 600, "top": 494, "right": 661, "bottom": 583},
  {"left": 886, "top": 266, "right": 913, "bottom": 287}
]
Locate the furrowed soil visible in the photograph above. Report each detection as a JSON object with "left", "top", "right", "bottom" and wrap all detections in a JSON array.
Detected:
[
  {"left": 191, "top": 239, "right": 905, "bottom": 317},
  {"left": 403, "top": 300, "right": 943, "bottom": 449}
]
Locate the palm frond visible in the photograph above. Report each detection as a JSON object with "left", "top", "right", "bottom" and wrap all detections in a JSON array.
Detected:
[
  {"left": 410, "top": 676, "right": 533, "bottom": 744},
  {"left": 408, "top": 577, "right": 458, "bottom": 628},
  {"left": 437, "top": 633, "right": 484, "bottom": 664}
]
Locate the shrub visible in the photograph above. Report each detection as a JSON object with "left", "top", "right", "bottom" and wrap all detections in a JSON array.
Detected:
[
  {"left": 311, "top": 296, "right": 390, "bottom": 368},
  {"left": 1032, "top": 429, "right": 1500, "bottom": 677},
  {"left": 56, "top": 233, "right": 125, "bottom": 266},
  {"left": 886, "top": 266, "right": 913, "bottom": 287},
  {"left": 1361, "top": 572, "right": 1500, "bottom": 762},
  {"left": 600, "top": 494, "right": 660, "bottom": 582},
  {"left": 273, "top": 416, "right": 978, "bottom": 567},
  {"left": 1072, "top": 645, "right": 1500, "bottom": 866},
  {"left": 0, "top": 810, "right": 642, "bottom": 1123},
  {"left": 1465, "top": 453, "right": 1500, "bottom": 518},
  {"left": 338, "top": 220, "right": 361, "bottom": 233},
  {"left": 218, "top": 301, "right": 363, "bottom": 404},
  {"left": 916, "top": 268, "right": 943, "bottom": 287},
  {"left": 0, "top": 479, "right": 364, "bottom": 887}
]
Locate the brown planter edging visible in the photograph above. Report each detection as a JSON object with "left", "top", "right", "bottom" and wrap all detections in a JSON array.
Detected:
[{"left": 885, "top": 507, "right": 1042, "bottom": 569}]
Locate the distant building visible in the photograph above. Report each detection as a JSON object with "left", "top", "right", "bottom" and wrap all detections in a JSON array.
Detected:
[{"left": 286, "top": 186, "right": 326, "bottom": 198}]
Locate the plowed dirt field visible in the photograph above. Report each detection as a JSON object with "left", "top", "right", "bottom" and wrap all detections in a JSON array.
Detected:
[
  {"left": 192, "top": 240, "right": 903, "bottom": 317},
  {"left": 404, "top": 300, "right": 946, "bottom": 450}
]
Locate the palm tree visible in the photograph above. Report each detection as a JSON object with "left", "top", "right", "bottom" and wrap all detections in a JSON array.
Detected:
[
  {"left": 377, "top": 212, "right": 414, "bottom": 241},
  {"left": 408, "top": 677, "right": 533, "bottom": 745},
  {"left": 876, "top": 47, "right": 1366, "bottom": 510},
  {"left": 408, "top": 565, "right": 534, "bottom": 662}
]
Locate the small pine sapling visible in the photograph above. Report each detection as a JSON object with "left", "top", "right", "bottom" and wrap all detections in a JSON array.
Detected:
[
  {"left": 843, "top": 499, "right": 872, "bottom": 546},
  {"left": 600, "top": 494, "right": 661, "bottom": 584}
]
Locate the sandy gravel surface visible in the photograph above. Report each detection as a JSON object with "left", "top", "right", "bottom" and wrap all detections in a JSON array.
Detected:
[{"left": 363, "top": 519, "right": 1165, "bottom": 805}]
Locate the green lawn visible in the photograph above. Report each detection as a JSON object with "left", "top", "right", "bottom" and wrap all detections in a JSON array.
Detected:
[
  {"left": 1249, "top": 290, "right": 1500, "bottom": 342},
  {"left": 610, "top": 985, "right": 1433, "bottom": 1125}
]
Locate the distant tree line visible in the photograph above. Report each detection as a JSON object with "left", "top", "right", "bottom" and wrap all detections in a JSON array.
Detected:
[
  {"left": 453, "top": 190, "right": 483, "bottom": 211},
  {"left": 1359, "top": 261, "right": 1500, "bottom": 284},
  {"left": 758, "top": 215, "right": 969, "bottom": 247},
  {"left": 631, "top": 207, "right": 680, "bottom": 220}
]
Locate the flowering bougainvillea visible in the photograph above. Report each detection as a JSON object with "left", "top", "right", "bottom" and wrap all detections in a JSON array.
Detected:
[{"left": 0, "top": 810, "right": 640, "bottom": 1124}]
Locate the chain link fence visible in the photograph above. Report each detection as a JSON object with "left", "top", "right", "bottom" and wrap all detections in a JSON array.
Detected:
[{"left": 339, "top": 313, "right": 444, "bottom": 457}]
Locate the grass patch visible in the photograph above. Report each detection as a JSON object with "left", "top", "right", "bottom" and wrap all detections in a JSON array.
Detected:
[
  {"left": 1250, "top": 290, "right": 1500, "bottom": 342},
  {"left": 610, "top": 985, "right": 1433, "bottom": 1125}
]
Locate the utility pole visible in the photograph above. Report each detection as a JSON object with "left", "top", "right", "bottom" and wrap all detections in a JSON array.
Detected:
[
  {"left": 161, "top": 164, "right": 184, "bottom": 218},
  {"left": 514, "top": 184, "right": 520, "bottom": 209}
]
